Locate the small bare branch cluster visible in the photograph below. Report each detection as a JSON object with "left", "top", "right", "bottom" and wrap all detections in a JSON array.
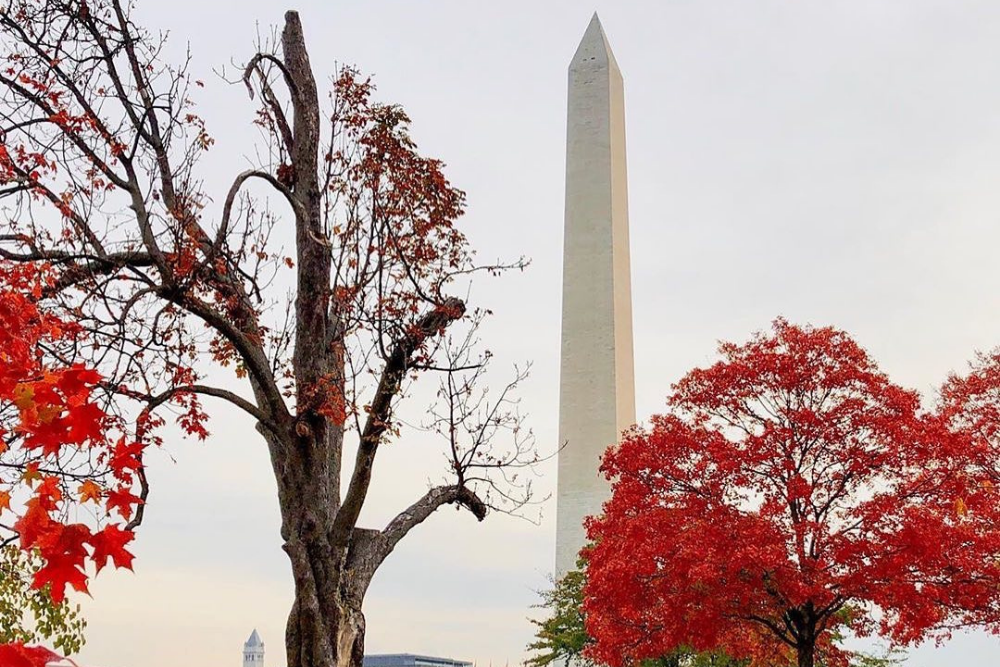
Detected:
[{"left": 423, "top": 314, "right": 538, "bottom": 517}]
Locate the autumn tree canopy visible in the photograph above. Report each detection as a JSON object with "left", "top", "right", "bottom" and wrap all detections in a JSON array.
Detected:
[
  {"left": 527, "top": 559, "right": 744, "bottom": 667},
  {"left": 0, "top": 3, "right": 534, "bottom": 667},
  {"left": 585, "top": 320, "right": 1000, "bottom": 667}
]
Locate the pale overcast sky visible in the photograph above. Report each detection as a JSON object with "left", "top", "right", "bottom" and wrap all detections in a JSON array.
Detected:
[{"left": 72, "top": 1, "right": 1000, "bottom": 666}]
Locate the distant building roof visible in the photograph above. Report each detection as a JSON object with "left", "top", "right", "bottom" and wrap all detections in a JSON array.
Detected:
[
  {"left": 364, "top": 654, "right": 472, "bottom": 667},
  {"left": 245, "top": 628, "right": 264, "bottom": 648}
]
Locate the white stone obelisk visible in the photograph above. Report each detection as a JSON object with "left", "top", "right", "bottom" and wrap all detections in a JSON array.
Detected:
[{"left": 555, "top": 13, "right": 636, "bottom": 579}]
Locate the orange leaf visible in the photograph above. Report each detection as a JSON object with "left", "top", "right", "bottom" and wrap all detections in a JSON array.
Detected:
[
  {"left": 21, "top": 463, "right": 42, "bottom": 485},
  {"left": 78, "top": 480, "right": 102, "bottom": 504},
  {"left": 12, "top": 382, "right": 34, "bottom": 410}
]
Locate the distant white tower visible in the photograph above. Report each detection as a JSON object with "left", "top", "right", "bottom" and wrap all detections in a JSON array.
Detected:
[
  {"left": 243, "top": 629, "right": 265, "bottom": 667},
  {"left": 555, "top": 13, "right": 636, "bottom": 579}
]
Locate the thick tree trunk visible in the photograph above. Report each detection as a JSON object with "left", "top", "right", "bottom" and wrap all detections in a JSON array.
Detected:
[
  {"left": 278, "top": 460, "right": 369, "bottom": 667},
  {"left": 284, "top": 589, "right": 366, "bottom": 667},
  {"left": 275, "top": 10, "right": 358, "bottom": 666},
  {"left": 283, "top": 556, "right": 366, "bottom": 667},
  {"left": 796, "top": 642, "right": 814, "bottom": 667},
  {"left": 265, "top": 412, "right": 385, "bottom": 667}
]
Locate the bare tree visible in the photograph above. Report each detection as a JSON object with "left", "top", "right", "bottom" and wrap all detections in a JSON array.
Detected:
[{"left": 0, "top": 3, "right": 535, "bottom": 666}]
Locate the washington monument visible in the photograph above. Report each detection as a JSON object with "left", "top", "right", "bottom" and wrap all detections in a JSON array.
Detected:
[{"left": 555, "top": 14, "right": 636, "bottom": 579}]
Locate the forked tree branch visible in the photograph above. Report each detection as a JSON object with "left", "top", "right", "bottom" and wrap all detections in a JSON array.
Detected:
[
  {"left": 243, "top": 52, "right": 297, "bottom": 153},
  {"left": 343, "top": 484, "right": 486, "bottom": 599},
  {"left": 332, "top": 297, "right": 466, "bottom": 546}
]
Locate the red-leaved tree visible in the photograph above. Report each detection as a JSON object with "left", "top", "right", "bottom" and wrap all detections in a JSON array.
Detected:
[
  {"left": 584, "top": 320, "right": 1000, "bottom": 667},
  {"left": 0, "top": 3, "right": 534, "bottom": 667}
]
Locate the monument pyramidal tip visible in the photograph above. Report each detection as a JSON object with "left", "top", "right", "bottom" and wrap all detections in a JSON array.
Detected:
[{"left": 555, "top": 12, "right": 636, "bottom": 579}]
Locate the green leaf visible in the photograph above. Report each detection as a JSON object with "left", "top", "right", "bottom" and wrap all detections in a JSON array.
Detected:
[{"left": 0, "top": 545, "right": 86, "bottom": 655}]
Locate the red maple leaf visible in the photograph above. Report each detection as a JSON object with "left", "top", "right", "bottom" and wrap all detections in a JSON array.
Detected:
[
  {"left": 90, "top": 524, "right": 135, "bottom": 573},
  {"left": 0, "top": 643, "right": 68, "bottom": 667},
  {"left": 55, "top": 364, "right": 101, "bottom": 398},
  {"left": 107, "top": 438, "right": 144, "bottom": 480},
  {"left": 33, "top": 554, "right": 89, "bottom": 603},
  {"left": 30, "top": 523, "right": 92, "bottom": 602},
  {"left": 14, "top": 499, "right": 55, "bottom": 547},
  {"left": 105, "top": 487, "right": 142, "bottom": 521}
]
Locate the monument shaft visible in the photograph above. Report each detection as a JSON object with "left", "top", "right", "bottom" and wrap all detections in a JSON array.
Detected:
[{"left": 556, "top": 15, "right": 636, "bottom": 578}]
